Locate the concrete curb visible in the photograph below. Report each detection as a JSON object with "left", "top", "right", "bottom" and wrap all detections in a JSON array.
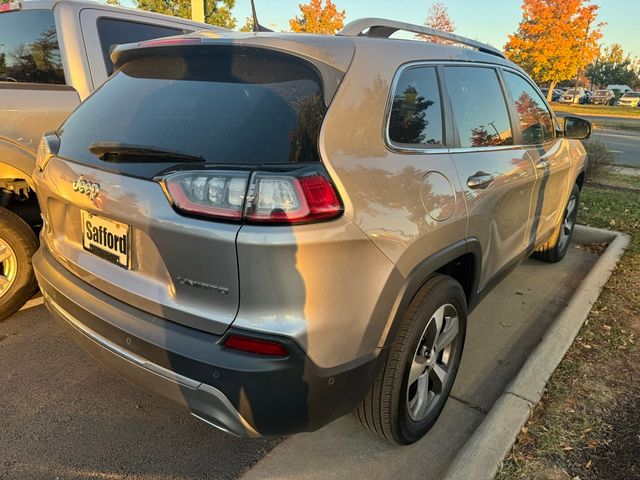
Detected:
[{"left": 444, "top": 225, "right": 630, "bottom": 480}]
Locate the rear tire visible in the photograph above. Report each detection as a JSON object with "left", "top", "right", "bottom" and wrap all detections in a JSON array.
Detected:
[
  {"left": 355, "top": 274, "right": 467, "bottom": 445},
  {"left": 533, "top": 184, "right": 580, "bottom": 263},
  {"left": 0, "top": 208, "right": 38, "bottom": 321}
]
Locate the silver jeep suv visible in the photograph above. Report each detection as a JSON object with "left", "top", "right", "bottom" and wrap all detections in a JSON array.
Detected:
[{"left": 33, "top": 19, "right": 591, "bottom": 444}]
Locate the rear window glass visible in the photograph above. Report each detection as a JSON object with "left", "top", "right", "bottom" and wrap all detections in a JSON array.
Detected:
[
  {"left": 444, "top": 66, "right": 513, "bottom": 148},
  {"left": 97, "top": 18, "right": 187, "bottom": 76},
  {"left": 0, "top": 9, "right": 64, "bottom": 84},
  {"left": 388, "top": 66, "right": 443, "bottom": 147},
  {"left": 58, "top": 47, "right": 327, "bottom": 175}
]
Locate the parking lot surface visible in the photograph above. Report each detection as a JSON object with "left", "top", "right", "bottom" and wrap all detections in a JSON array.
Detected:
[
  {"left": 1, "top": 245, "right": 598, "bottom": 480},
  {"left": 0, "top": 307, "right": 280, "bottom": 480}
]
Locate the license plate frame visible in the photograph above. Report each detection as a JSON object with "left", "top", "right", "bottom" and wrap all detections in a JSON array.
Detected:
[{"left": 81, "top": 210, "right": 131, "bottom": 269}]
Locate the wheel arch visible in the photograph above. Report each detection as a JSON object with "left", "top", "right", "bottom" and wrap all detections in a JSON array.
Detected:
[
  {"left": 0, "top": 139, "right": 37, "bottom": 191},
  {"left": 380, "top": 238, "right": 481, "bottom": 349},
  {"left": 576, "top": 168, "right": 586, "bottom": 191}
]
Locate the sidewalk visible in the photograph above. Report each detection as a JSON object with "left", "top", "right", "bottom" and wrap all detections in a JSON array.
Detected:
[{"left": 610, "top": 166, "right": 640, "bottom": 177}]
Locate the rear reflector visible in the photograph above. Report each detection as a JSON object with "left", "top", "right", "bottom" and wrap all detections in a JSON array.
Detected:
[{"left": 224, "top": 335, "right": 288, "bottom": 357}]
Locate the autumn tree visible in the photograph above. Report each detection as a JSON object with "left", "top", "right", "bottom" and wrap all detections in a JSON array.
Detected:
[
  {"left": 289, "top": 0, "right": 346, "bottom": 35},
  {"left": 105, "top": 0, "right": 121, "bottom": 5},
  {"left": 239, "top": 16, "right": 254, "bottom": 32},
  {"left": 504, "top": 0, "right": 603, "bottom": 101},
  {"left": 585, "top": 44, "right": 640, "bottom": 89},
  {"left": 135, "top": 0, "right": 237, "bottom": 29},
  {"left": 416, "top": 2, "right": 455, "bottom": 43}
]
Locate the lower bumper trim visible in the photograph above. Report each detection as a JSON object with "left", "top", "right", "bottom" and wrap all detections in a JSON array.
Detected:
[{"left": 40, "top": 281, "right": 259, "bottom": 438}]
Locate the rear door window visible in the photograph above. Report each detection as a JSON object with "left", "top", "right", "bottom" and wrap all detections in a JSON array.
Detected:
[
  {"left": 97, "top": 18, "right": 187, "bottom": 75},
  {"left": 57, "top": 46, "right": 328, "bottom": 177},
  {"left": 0, "top": 9, "right": 64, "bottom": 84},
  {"left": 502, "top": 71, "right": 554, "bottom": 145},
  {"left": 388, "top": 66, "right": 444, "bottom": 147},
  {"left": 444, "top": 66, "right": 513, "bottom": 148}
]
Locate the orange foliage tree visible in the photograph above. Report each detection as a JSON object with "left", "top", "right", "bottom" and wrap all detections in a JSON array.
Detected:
[
  {"left": 505, "top": 0, "right": 603, "bottom": 101},
  {"left": 289, "top": 0, "right": 346, "bottom": 34},
  {"left": 416, "top": 2, "right": 455, "bottom": 43}
]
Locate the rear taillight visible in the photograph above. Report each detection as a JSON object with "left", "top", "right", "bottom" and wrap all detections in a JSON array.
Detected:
[
  {"left": 0, "top": 2, "right": 21, "bottom": 13},
  {"left": 224, "top": 335, "right": 288, "bottom": 357},
  {"left": 162, "top": 167, "right": 342, "bottom": 224},
  {"left": 244, "top": 172, "right": 341, "bottom": 224},
  {"left": 164, "top": 171, "right": 249, "bottom": 220}
]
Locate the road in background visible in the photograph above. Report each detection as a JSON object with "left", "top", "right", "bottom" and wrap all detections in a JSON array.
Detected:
[
  {"left": 554, "top": 112, "right": 640, "bottom": 167},
  {"left": 590, "top": 128, "right": 640, "bottom": 167}
]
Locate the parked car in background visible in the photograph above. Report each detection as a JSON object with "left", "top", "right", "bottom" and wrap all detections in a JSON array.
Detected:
[
  {"left": 559, "top": 88, "right": 588, "bottom": 104},
  {"left": 0, "top": 0, "right": 220, "bottom": 320},
  {"left": 617, "top": 91, "right": 640, "bottom": 107},
  {"left": 589, "top": 89, "right": 616, "bottom": 105},
  {"left": 607, "top": 84, "right": 633, "bottom": 96},
  {"left": 540, "top": 87, "right": 564, "bottom": 101},
  {"left": 33, "top": 18, "right": 591, "bottom": 445}
]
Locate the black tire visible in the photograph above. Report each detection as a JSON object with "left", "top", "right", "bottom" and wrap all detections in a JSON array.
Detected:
[
  {"left": 533, "top": 183, "right": 580, "bottom": 263},
  {"left": 355, "top": 274, "right": 467, "bottom": 445},
  {"left": 0, "top": 207, "right": 38, "bottom": 321}
]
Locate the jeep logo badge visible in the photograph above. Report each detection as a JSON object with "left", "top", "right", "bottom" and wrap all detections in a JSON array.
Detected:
[{"left": 72, "top": 175, "right": 100, "bottom": 200}]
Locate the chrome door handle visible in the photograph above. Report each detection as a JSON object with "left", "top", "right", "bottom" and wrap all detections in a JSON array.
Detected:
[
  {"left": 536, "top": 159, "right": 550, "bottom": 170},
  {"left": 467, "top": 172, "right": 495, "bottom": 189}
]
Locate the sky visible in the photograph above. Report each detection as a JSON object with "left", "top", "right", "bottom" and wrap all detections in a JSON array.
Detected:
[{"left": 114, "top": 0, "right": 640, "bottom": 57}]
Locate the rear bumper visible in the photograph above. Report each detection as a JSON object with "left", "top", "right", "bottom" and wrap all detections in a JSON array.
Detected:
[{"left": 33, "top": 246, "right": 382, "bottom": 436}]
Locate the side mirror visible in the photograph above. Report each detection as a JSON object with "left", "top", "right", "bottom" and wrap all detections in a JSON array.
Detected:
[{"left": 563, "top": 116, "right": 591, "bottom": 140}]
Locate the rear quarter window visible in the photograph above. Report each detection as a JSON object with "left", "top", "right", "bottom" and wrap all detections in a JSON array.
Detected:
[
  {"left": 388, "top": 66, "right": 444, "bottom": 148},
  {"left": 0, "top": 9, "right": 64, "bottom": 84}
]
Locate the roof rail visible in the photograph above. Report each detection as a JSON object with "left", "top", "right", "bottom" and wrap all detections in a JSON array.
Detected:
[{"left": 337, "top": 18, "right": 505, "bottom": 59}]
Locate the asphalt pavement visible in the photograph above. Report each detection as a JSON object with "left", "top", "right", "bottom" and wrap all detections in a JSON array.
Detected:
[
  {"left": 554, "top": 111, "right": 640, "bottom": 167},
  {"left": 590, "top": 128, "right": 640, "bottom": 167},
  {"left": 0, "top": 306, "right": 280, "bottom": 480}
]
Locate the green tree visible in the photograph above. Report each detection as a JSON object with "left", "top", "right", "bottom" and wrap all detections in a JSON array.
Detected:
[
  {"left": 585, "top": 44, "right": 640, "bottom": 89},
  {"left": 504, "top": 0, "right": 603, "bottom": 101},
  {"left": 135, "top": 0, "right": 237, "bottom": 29}
]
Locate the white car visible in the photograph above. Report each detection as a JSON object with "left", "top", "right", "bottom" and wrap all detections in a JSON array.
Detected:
[
  {"left": 559, "top": 88, "right": 588, "bottom": 104},
  {"left": 617, "top": 92, "right": 640, "bottom": 107}
]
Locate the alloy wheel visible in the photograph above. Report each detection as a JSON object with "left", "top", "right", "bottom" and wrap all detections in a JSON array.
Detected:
[
  {"left": 406, "top": 303, "right": 460, "bottom": 422},
  {"left": 558, "top": 194, "right": 577, "bottom": 253},
  {"left": 0, "top": 238, "right": 18, "bottom": 299}
]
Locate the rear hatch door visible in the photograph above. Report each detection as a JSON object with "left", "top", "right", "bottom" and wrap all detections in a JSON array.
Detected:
[{"left": 40, "top": 43, "right": 333, "bottom": 334}]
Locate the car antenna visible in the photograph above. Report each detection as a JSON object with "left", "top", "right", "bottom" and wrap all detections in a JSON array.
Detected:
[{"left": 251, "top": 0, "right": 273, "bottom": 32}]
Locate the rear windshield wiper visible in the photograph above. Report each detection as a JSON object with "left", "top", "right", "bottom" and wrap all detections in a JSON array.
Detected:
[{"left": 89, "top": 142, "right": 205, "bottom": 163}]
